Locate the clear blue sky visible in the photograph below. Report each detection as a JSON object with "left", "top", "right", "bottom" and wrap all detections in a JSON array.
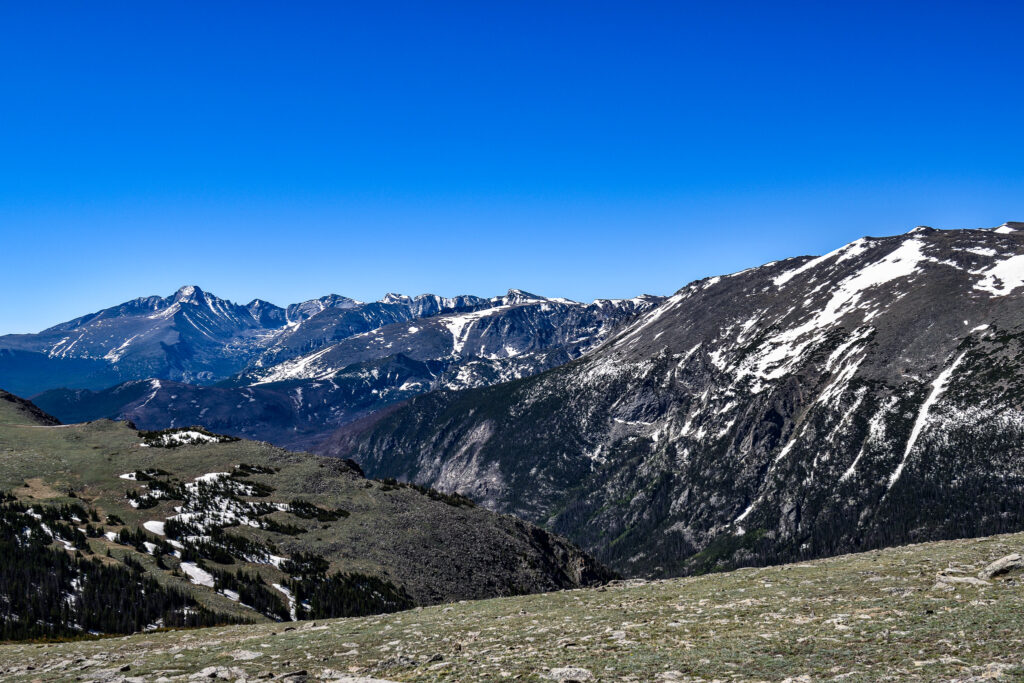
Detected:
[{"left": 2, "top": 1, "right": 1023, "bottom": 334}]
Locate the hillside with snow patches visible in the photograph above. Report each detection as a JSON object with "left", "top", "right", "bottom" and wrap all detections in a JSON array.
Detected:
[
  {"left": 334, "top": 223, "right": 1024, "bottom": 577},
  {"left": 27, "top": 289, "right": 661, "bottom": 450},
  {"left": 0, "top": 392, "right": 611, "bottom": 638}
]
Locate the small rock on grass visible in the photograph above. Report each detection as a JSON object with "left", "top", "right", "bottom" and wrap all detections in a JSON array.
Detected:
[
  {"left": 935, "top": 572, "right": 990, "bottom": 587},
  {"left": 231, "top": 649, "right": 263, "bottom": 661},
  {"left": 546, "top": 667, "right": 594, "bottom": 681}
]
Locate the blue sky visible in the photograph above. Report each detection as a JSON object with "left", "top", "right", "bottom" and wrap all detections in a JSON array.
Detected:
[{"left": 2, "top": 1, "right": 1023, "bottom": 334}]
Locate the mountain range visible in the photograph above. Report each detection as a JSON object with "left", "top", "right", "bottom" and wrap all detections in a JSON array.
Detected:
[
  {"left": 3, "top": 287, "right": 661, "bottom": 449},
  {"left": 329, "top": 222, "right": 1024, "bottom": 577}
]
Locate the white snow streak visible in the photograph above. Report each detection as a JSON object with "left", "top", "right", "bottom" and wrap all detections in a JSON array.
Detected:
[
  {"left": 104, "top": 334, "right": 141, "bottom": 362},
  {"left": 137, "top": 379, "right": 162, "bottom": 410},
  {"left": 840, "top": 396, "right": 895, "bottom": 482},
  {"left": 887, "top": 352, "right": 967, "bottom": 490},
  {"left": 273, "top": 583, "right": 297, "bottom": 620}
]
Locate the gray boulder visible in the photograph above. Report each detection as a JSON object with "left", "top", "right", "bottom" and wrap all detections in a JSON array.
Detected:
[{"left": 978, "top": 553, "right": 1024, "bottom": 579}]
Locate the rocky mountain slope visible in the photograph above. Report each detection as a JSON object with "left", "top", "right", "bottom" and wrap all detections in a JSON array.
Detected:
[
  {"left": 0, "top": 389, "right": 612, "bottom": 638},
  {"left": 332, "top": 223, "right": 1024, "bottom": 578},
  {"left": 2, "top": 529, "right": 1022, "bottom": 681},
  {"left": 28, "top": 291, "right": 660, "bottom": 450}
]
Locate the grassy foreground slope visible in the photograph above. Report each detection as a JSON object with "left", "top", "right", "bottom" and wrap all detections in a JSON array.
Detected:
[
  {"left": 0, "top": 389, "right": 610, "bottom": 633},
  {"left": 2, "top": 531, "right": 1022, "bottom": 682}
]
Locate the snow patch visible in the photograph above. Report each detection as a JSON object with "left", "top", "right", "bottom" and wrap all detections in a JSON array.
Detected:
[
  {"left": 143, "top": 520, "right": 166, "bottom": 536},
  {"left": 250, "top": 345, "right": 336, "bottom": 385},
  {"left": 180, "top": 562, "right": 216, "bottom": 588},
  {"left": 441, "top": 307, "right": 513, "bottom": 355},
  {"left": 136, "top": 379, "right": 163, "bottom": 410},
  {"left": 732, "top": 239, "right": 928, "bottom": 392},
  {"left": 840, "top": 396, "right": 896, "bottom": 482},
  {"left": 773, "top": 238, "right": 870, "bottom": 287},
  {"left": 973, "top": 254, "right": 1024, "bottom": 296},
  {"left": 142, "top": 430, "right": 227, "bottom": 447}
]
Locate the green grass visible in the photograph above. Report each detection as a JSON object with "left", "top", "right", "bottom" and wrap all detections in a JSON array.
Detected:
[{"left": 1, "top": 530, "right": 1022, "bottom": 681}]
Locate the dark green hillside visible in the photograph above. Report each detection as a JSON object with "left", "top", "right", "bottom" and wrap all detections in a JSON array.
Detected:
[
  {"left": 0, "top": 390, "right": 612, "bottom": 640},
  {"left": 0, "top": 491, "right": 241, "bottom": 640},
  {"left": 0, "top": 388, "right": 61, "bottom": 426}
]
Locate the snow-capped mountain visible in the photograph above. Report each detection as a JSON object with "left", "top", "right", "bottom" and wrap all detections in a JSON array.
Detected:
[
  {"left": 252, "top": 293, "right": 494, "bottom": 369},
  {"left": 331, "top": 223, "right": 1024, "bottom": 577},
  {"left": 0, "top": 286, "right": 658, "bottom": 396},
  {"left": 24, "top": 289, "right": 663, "bottom": 449},
  {"left": 234, "top": 290, "right": 660, "bottom": 388},
  {"left": 0, "top": 285, "right": 283, "bottom": 395}
]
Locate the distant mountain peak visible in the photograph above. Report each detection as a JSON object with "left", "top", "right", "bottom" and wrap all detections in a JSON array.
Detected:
[
  {"left": 500, "top": 289, "right": 546, "bottom": 305},
  {"left": 284, "top": 294, "right": 361, "bottom": 324},
  {"left": 301, "top": 294, "right": 362, "bottom": 311},
  {"left": 173, "top": 285, "right": 204, "bottom": 302},
  {"left": 319, "top": 294, "right": 361, "bottom": 305}
]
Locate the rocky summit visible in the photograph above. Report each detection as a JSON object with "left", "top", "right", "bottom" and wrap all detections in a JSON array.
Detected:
[{"left": 333, "top": 224, "right": 1024, "bottom": 577}]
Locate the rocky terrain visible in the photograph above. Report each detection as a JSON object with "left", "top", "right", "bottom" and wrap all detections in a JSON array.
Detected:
[
  {"left": 333, "top": 223, "right": 1024, "bottom": 577},
  {"left": 10, "top": 288, "right": 660, "bottom": 450},
  {"left": 0, "top": 389, "right": 611, "bottom": 638},
  {"left": 1, "top": 529, "right": 1021, "bottom": 681}
]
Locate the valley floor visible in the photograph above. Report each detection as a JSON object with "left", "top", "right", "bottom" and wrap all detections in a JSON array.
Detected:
[{"left": 2, "top": 531, "right": 1023, "bottom": 682}]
